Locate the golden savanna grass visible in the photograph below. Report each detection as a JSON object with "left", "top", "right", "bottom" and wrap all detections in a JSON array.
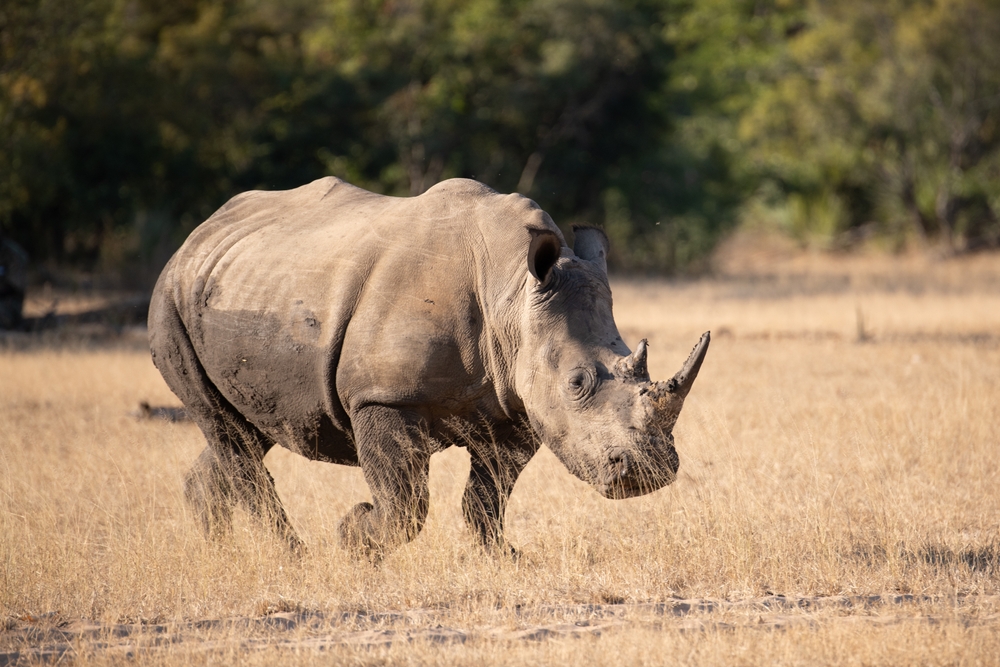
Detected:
[{"left": 2, "top": 243, "right": 1000, "bottom": 664}]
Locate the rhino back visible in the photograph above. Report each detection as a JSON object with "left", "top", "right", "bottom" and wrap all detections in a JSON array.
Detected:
[{"left": 159, "top": 177, "right": 558, "bottom": 459}]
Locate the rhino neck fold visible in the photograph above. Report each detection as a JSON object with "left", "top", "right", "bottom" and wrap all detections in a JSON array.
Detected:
[{"left": 470, "top": 212, "right": 558, "bottom": 421}]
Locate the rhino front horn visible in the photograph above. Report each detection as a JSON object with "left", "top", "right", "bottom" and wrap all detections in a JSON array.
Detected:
[
  {"left": 666, "top": 331, "right": 710, "bottom": 398},
  {"left": 648, "top": 331, "right": 711, "bottom": 408}
]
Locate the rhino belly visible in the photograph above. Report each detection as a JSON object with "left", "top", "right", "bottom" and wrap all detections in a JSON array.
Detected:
[{"left": 195, "top": 306, "right": 357, "bottom": 465}]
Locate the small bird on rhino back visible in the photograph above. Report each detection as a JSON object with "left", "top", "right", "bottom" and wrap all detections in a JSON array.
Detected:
[{"left": 148, "top": 177, "right": 710, "bottom": 561}]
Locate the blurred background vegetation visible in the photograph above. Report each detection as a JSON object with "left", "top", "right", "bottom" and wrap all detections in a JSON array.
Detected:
[{"left": 2, "top": 0, "right": 999, "bottom": 284}]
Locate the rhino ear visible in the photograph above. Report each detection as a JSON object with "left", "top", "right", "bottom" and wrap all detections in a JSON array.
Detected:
[
  {"left": 527, "top": 229, "right": 561, "bottom": 285},
  {"left": 572, "top": 225, "right": 609, "bottom": 274}
]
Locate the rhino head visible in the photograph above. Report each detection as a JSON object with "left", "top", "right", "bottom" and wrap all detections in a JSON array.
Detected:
[{"left": 516, "top": 226, "right": 709, "bottom": 499}]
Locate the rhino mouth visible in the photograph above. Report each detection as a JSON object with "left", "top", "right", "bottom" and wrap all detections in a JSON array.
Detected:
[{"left": 598, "top": 439, "right": 680, "bottom": 500}]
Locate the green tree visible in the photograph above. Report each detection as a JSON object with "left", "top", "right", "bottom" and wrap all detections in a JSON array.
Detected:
[
  {"left": 1, "top": 0, "right": 337, "bottom": 275},
  {"left": 0, "top": 0, "right": 795, "bottom": 278},
  {"left": 308, "top": 0, "right": 739, "bottom": 271},
  {"left": 737, "top": 0, "right": 1000, "bottom": 250}
]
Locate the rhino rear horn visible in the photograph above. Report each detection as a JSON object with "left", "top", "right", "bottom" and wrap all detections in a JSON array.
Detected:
[
  {"left": 616, "top": 338, "right": 650, "bottom": 381},
  {"left": 572, "top": 226, "right": 609, "bottom": 274}
]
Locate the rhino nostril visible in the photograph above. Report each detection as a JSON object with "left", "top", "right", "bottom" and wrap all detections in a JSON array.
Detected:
[{"left": 609, "top": 451, "right": 629, "bottom": 478}]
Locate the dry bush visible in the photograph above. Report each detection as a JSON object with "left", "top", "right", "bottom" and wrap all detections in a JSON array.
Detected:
[{"left": 2, "top": 250, "right": 999, "bottom": 663}]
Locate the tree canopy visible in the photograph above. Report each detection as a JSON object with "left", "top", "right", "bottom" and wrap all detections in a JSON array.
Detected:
[{"left": 1, "top": 0, "right": 998, "bottom": 280}]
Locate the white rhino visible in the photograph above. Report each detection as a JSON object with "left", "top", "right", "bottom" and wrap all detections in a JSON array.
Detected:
[{"left": 149, "top": 177, "right": 709, "bottom": 559}]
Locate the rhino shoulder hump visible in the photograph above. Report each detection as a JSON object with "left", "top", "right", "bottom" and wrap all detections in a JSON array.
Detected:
[{"left": 422, "top": 178, "right": 498, "bottom": 198}]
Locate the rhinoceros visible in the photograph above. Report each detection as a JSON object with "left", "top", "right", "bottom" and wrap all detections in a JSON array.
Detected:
[{"left": 149, "top": 177, "right": 709, "bottom": 559}]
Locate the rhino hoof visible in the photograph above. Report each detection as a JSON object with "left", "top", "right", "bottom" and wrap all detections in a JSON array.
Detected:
[{"left": 338, "top": 502, "right": 383, "bottom": 563}]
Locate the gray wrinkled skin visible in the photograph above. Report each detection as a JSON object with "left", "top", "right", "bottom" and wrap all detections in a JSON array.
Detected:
[{"left": 149, "top": 177, "right": 709, "bottom": 560}]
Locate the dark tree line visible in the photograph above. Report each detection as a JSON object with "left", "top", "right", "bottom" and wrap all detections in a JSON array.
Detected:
[{"left": 2, "top": 0, "right": 998, "bottom": 283}]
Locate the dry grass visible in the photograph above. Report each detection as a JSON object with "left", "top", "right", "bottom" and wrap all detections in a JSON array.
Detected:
[{"left": 2, "top": 247, "right": 1000, "bottom": 664}]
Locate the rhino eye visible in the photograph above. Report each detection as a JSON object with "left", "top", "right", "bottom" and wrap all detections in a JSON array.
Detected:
[{"left": 565, "top": 367, "right": 597, "bottom": 401}]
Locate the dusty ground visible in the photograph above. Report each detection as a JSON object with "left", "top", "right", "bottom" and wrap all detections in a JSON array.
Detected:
[
  {"left": 2, "top": 240, "right": 999, "bottom": 664},
  {"left": 6, "top": 595, "right": 1000, "bottom": 664}
]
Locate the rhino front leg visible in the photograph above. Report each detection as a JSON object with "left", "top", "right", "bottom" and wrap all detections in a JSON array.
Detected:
[
  {"left": 339, "top": 406, "right": 431, "bottom": 562},
  {"left": 462, "top": 426, "right": 538, "bottom": 554}
]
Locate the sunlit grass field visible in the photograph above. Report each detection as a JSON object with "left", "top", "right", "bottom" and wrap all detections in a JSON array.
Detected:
[{"left": 3, "top": 246, "right": 999, "bottom": 664}]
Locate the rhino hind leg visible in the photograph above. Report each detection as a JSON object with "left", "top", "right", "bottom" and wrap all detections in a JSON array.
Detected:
[
  {"left": 184, "top": 445, "right": 235, "bottom": 538},
  {"left": 184, "top": 435, "right": 303, "bottom": 554},
  {"left": 339, "top": 406, "right": 431, "bottom": 562},
  {"left": 149, "top": 291, "right": 303, "bottom": 553},
  {"left": 182, "top": 398, "right": 303, "bottom": 554},
  {"left": 462, "top": 424, "right": 538, "bottom": 554}
]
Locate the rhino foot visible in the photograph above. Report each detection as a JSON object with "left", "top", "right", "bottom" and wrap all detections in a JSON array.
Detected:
[{"left": 338, "top": 502, "right": 381, "bottom": 562}]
